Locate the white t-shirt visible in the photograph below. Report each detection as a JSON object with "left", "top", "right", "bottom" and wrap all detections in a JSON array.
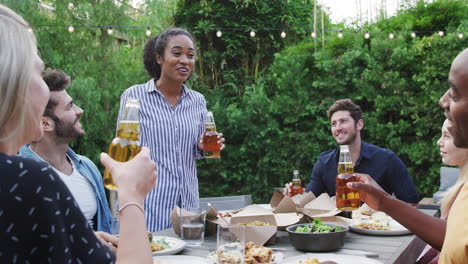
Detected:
[{"left": 52, "top": 156, "right": 97, "bottom": 228}]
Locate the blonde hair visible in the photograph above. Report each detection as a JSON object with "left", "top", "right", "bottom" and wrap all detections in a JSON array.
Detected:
[
  {"left": 441, "top": 166, "right": 468, "bottom": 215},
  {"left": 0, "top": 4, "right": 38, "bottom": 143}
]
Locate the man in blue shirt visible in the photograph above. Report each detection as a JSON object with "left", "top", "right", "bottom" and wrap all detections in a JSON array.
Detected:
[
  {"left": 19, "top": 69, "right": 114, "bottom": 232},
  {"left": 305, "top": 99, "right": 419, "bottom": 204}
]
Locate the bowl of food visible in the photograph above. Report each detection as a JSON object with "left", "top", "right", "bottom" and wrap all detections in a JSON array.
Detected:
[{"left": 286, "top": 218, "right": 348, "bottom": 252}]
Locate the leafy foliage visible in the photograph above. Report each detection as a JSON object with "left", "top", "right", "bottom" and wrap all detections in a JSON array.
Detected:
[
  {"left": 173, "top": 0, "right": 330, "bottom": 97},
  {"left": 375, "top": 0, "right": 468, "bottom": 35},
  {"left": 3, "top": 0, "right": 467, "bottom": 203},
  {"left": 195, "top": 0, "right": 468, "bottom": 201},
  {"left": 2, "top": 0, "right": 175, "bottom": 163}
]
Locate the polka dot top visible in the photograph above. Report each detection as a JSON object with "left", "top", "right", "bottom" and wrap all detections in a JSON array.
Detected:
[{"left": 0, "top": 153, "right": 116, "bottom": 263}]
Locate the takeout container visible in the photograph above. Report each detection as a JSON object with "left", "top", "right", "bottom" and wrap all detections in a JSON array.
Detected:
[
  {"left": 286, "top": 223, "right": 349, "bottom": 252},
  {"left": 270, "top": 191, "right": 351, "bottom": 224},
  {"left": 212, "top": 205, "right": 278, "bottom": 246}
]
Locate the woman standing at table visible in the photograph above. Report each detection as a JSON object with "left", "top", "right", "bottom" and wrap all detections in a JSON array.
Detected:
[
  {"left": 416, "top": 119, "right": 468, "bottom": 264},
  {"left": 0, "top": 4, "right": 156, "bottom": 263},
  {"left": 118, "top": 28, "right": 225, "bottom": 231}
]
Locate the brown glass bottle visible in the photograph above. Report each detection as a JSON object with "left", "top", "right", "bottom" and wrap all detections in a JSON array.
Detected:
[
  {"left": 290, "top": 170, "right": 304, "bottom": 197},
  {"left": 335, "top": 145, "right": 360, "bottom": 210},
  {"left": 203, "top": 111, "right": 221, "bottom": 159}
]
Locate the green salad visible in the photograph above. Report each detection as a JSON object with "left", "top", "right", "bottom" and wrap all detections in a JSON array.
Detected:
[{"left": 294, "top": 218, "right": 343, "bottom": 233}]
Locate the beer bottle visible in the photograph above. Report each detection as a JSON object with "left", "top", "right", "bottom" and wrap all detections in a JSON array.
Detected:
[
  {"left": 203, "top": 111, "right": 221, "bottom": 159},
  {"left": 335, "top": 145, "right": 360, "bottom": 210},
  {"left": 337, "top": 145, "right": 354, "bottom": 174},
  {"left": 290, "top": 170, "right": 304, "bottom": 197},
  {"left": 103, "top": 98, "right": 141, "bottom": 190}
]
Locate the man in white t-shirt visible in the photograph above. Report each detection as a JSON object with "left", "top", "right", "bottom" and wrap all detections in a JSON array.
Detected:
[{"left": 19, "top": 69, "right": 113, "bottom": 234}]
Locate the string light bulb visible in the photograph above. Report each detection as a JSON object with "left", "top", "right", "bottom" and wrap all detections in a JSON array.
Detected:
[
  {"left": 411, "top": 32, "right": 416, "bottom": 38},
  {"left": 338, "top": 30, "right": 343, "bottom": 38},
  {"left": 364, "top": 31, "right": 370, "bottom": 39},
  {"left": 459, "top": 33, "right": 464, "bottom": 39},
  {"left": 438, "top": 31, "right": 444, "bottom": 36},
  {"left": 145, "top": 27, "right": 151, "bottom": 37},
  {"left": 216, "top": 30, "right": 222, "bottom": 37},
  {"left": 281, "top": 31, "right": 286, "bottom": 38},
  {"left": 68, "top": 3, "right": 74, "bottom": 9},
  {"left": 311, "top": 32, "right": 317, "bottom": 38},
  {"left": 27, "top": 26, "right": 33, "bottom": 33},
  {"left": 68, "top": 25, "right": 74, "bottom": 33},
  {"left": 107, "top": 27, "right": 113, "bottom": 35},
  {"left": 250, "top": 30, "right": 255, "bottom": 37},
  {"left": 389, "top": 32, "right": 395, "bottom": 39}
]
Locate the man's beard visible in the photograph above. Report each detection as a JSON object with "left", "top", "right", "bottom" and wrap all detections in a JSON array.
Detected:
[
  {"left": 336, "top": 128, "right": 358, "bottom": 145},
  {"left": 55, "top": 117, "right": 85, "bottom": 140}
]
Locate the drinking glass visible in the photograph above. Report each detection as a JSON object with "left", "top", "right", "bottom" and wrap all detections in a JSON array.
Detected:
[
  {"left": 216, "top": 224, "right": 245, "bottom": 264},
  {"left": 180, "top": 207, "right": 206, "bottom": 247}
]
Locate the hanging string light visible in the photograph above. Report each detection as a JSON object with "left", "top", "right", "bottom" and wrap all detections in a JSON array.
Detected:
[
  {"left": 22, "top": 23, "right": 465, "bottom": 42},
  {"left": 68, "top": 3, "right": 74, "bottom": 9}
]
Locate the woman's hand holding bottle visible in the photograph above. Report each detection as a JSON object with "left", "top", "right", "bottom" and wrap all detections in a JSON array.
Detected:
[{"left": 100, "top": 147, "right": 157, "bottom": 201}]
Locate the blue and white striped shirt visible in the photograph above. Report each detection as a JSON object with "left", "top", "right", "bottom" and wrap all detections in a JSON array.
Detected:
[{"left": 118, "top": 79, "right": 207, "bottom": 231}]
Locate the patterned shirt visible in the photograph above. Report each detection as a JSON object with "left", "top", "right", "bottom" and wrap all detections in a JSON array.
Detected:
[
  {"left": 0, "top": 153, "right": 115, "bottom": 263},
  {"left": 118, "top": 79, "right": 207, "bottom": 231}
]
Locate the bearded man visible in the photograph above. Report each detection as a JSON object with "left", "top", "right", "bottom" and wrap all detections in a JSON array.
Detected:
[
  {"left": 305, "top": 99, "right": 419, "bottom": 205},
  {"left": 19, "top": 69, "right": 113, "bottom": 233}
]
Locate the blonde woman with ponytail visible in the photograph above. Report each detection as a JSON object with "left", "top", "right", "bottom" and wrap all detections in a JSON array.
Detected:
[{"left": 416, "top": 118, "right": 468, "bottom": 264}]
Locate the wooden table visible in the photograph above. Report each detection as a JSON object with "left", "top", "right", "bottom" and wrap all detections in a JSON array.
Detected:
[{"left": 154, "top": 209, "right": 437, "bottom": 264}]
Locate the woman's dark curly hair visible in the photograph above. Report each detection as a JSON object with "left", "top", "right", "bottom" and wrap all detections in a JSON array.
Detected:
[{"left": 143, "top": 28, "right": 195, "bottom": 79}]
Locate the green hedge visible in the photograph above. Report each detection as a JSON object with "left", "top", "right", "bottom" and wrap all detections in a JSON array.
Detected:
[
  {"left": 197, "top": 33, "right": 467, "bottom": 202},
  {"left": 5, "top": 0, "right": 467, "bottom": 203}
]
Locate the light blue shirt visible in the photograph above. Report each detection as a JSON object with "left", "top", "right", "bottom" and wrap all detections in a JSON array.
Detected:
[
  {"left": 118, "top": 79, "right": 206, "bottom": 231},
  {"left": 18, "top": 145, "right": 113, "bottom": 233}
]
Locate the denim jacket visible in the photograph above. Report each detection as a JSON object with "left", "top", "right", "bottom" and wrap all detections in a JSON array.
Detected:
[{"left": 19, "top": 145, "right": 112, "bottom": 232}]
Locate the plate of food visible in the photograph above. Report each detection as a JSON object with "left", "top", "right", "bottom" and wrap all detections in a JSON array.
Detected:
[
  {"left": 207, "top": 241, "right": 284, "bottom": 264},
  {"left": 349, "top": 204, "right": 411, "bottom": 236},
  {"left": 280, "top": 253, "right": 383, "bottom": 264},
  {"left": 153, "top": 255, "right": 207, "bottom": 264},
  {"left": 151, "top": 236, "right": 186, "bottom": 256}
]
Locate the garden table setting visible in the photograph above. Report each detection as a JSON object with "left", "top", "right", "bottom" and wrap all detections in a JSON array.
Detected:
[{"left": 150, "top": 199, "right": 438, "bottom": 264}]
